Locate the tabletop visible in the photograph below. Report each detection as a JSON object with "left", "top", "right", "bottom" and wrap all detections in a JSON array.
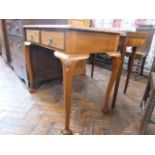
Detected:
[{"left": 23, "top": 24, "right": 127, "bottom": 36}]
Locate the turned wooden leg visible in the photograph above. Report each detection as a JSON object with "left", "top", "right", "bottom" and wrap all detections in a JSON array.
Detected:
[
  {"left": 54, "top": 51, "right": 89, "bottom": 135},
  {"left": 24, "top": 42, "right": 34, "bottom": 93},
  {"left": 111, "top": 37, "right": 127, "bottom": 108},
  {"left": 124, "top": 47, "right": 136, "bottom": 94},
  {"left": 103, "top": 53, "right": 121, "bottom": 113}
]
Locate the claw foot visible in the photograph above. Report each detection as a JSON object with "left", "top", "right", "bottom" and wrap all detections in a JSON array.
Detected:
[
  {"left": 102, "top": 108, "right": 110, "bottom": 114},
  {"left": 59, "top": 129, "right": 73, "bottom": 135}
]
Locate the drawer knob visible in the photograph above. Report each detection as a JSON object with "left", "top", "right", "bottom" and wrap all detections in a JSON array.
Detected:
[{"left": 48, "top": 38, "right": 52, "bottom": 45}]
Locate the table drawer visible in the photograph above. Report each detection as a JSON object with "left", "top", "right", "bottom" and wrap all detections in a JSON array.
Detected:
[
  {"left": 127, "top": 38, "right": 146, "bottom": 47},
  {"left": 41, "top": 31, "right": 65, "bottom": 50},
  {"left": 26, "top": 30, "right": 40, "bottom": 43}
]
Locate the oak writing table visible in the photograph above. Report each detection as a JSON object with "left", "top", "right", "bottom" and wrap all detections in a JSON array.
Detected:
[{"left": 23, "top": 25, "right": 122, "bottom": 134}]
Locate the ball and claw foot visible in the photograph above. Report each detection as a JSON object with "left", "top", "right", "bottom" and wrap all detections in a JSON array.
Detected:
[
  {"left": 102, "top": 107, "right": 110, "bottom": 114},
  {"left": 59, "top": 129, "right": 73, "bottom": 135}
]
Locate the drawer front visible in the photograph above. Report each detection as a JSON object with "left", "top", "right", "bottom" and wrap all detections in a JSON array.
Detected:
[
  {"left": 26, "top": 30, "right": 40, "bottom": 43},
  {"left": 41, "top": 31, "right": 65, "bottom": 50},
  {"left": 127, "top": 38, "right": 146, "bottom": 47},
  {"left": 6, "top": 21, "right": 23, "bottom": 37}
]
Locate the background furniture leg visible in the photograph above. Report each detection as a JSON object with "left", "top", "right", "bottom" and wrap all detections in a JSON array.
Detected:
[
  {"left": 140, "top": 80, "right": 151, "bottom": 108},
  {"left": 24, "top": 42, "right": 34, "bottom": 93},
  {"left": 111, "top": 62, "right": 122, "bottom": 109},
  {"left": 140, "top": 57, "right": 146, "bottom": 76},
  {"left": 140, "top": 90, "right": 155, "bottom": 134},
  {"left": 103, "top": 54, "right": 121, "bottom": 113},
  {"left": 124, "top": 47, "right": 137, "bottom": 94},
  {"left": 91, "top": 54, "right": 95, "bottom": 78},
  {"left": 111, "top": 37, "right": 127, "bottom": 108}
]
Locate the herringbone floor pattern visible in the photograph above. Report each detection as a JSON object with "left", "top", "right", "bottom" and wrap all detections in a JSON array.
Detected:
[{"left": 0, "top": 56, "right": 155, "bottom": 135}]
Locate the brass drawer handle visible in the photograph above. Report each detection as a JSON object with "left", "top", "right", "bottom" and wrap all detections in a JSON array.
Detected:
[{"left": 48, "top": 38, "right": 52, "bottom": 45}]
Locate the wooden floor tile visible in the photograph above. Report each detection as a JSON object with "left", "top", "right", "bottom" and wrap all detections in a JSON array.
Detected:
[{"left": 0, "top": 56, "right": 153, "bottom": 135}]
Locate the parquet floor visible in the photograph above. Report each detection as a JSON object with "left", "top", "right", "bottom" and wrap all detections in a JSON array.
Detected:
[{"left": 0, "top": 56, "right": 155, "bottom": 135}]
